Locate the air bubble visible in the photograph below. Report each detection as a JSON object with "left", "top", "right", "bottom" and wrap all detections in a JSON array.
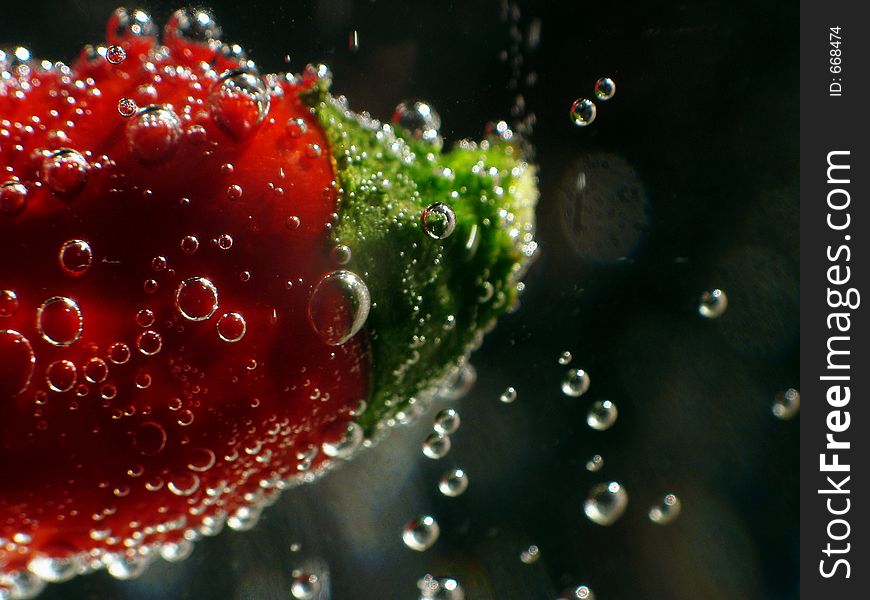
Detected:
[
  {"left": 176, "top": 277, "right": 218, "bottom": 321},
  {"left": 180, "top": 235, "right": 199, "bottom": 254},
  {"left": 433, "top": 408, "right": 460, "bottom": 435},
  {"left": 403, "top": 515, "right": 440, "bottom": 551},
  {"left": 438, "top": 467, "right": 468, "bottom": 497},
  {"left": 133, "top": 422, "right": 167, "bottom": 456},
  {"left": 648, "top": 493, "right": 681, "bottom": 525},
  {"left": 586, "top": 400, "right": 618, "bottom": 431},
  {"left": 772, "top": 388, "right": 800, "bottom": 419},
  {"left": 285, "top": 117, "right": 307, "bottom": 138},
  {"left": 164, "top": 8, "right": 222, "bottom": 45},
  {"left": 136, "top": 330, "right": 163, "bottom": 355},
  {"left": 558, "top": 350, "right": 572, "bottom": 365},
  {"left": 42, "top": 149, "right": 89, "bottom": 196},
  {"left": 698, "top": 288, "right": 728, "bottom": 319},
  {"left": 499, "top": 386, "right": 517, "bottom": 404},
  {"left": 0, "top": 290, "right": 19, "bottom": 317},
  {"left": 392, "top": 99, "right": 442, "bottom": 146},
  {"left": 107, "top": 7, "right": 155, "bottom": 43},
  {"left": 84, "top": 357, "right": 108, "bottom": 383},
  {"left": 46, "top": 360, "right": 77, "bottom": 392},
  {"left": 417, "top": 574, "right": 464, "bottom": 599},
  {"left": 585, "top": 454, "right": 604, "bottom": 472},
  {"left": 105, "top": 44, "right": 126, "bottom": 64},
  {"left": 584, "top": 481, "right": 628, "bottom": 526},
  {"left": 27, "top": 555, "right": 80, "bottom": 583},
  {"left": 108, "top": 342, "right": 131, "bottom": 364},
  {"left": 307, "top": 270, "right": 371, "bottom": 346},
  {"left": 520, "top": 545, "right": 540, "bottom": 564},
  {"left": 217, "top": 312, "right": 246, "bottom": 342},
  {"left": 321, "top": 420, "right": 363, "bottom": 459},
  {"left": 593, "top": 77, "right": 616, "bottom": 101},
  {"left": 209, "top": 70, "right": 270, "bottom": 139},
  {"left": 561, "top": 585, "right": 595, "bottom": 600},
  {"left": 422, "top": 432, "right": 451, "bottom": 459},
  {"left": 0, "top": 181, "right": 28, "bottom": 215},
  {"left": 421, "top": 203, "right": 456, "bottom": 240},
  {"left": 117, "top": 98, "right": 137, "bottom": 117},
  {"left": 37, "top": 296, "right": 83, "bottom": 347},
  {"left": 570, "top": 98, "right": 597, "bottom": 127},
  {"left": 58, "top": 239, "right": 93, "bottom": 276},
  {"left": 126, "top": 105, "right": 182, "bottom": 164},
  {"left": 561, "top": 368, "right": 590, "bottom": 397},
  {"left": 0, "top": 330, "right": 35, "bottom": 397},
  {"left": 291, "top": 572, "right": 320, "bottom": 600}
]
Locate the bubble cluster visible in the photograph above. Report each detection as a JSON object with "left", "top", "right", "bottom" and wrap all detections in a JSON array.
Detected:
[{"left": 392, "top": 99, "right": 442, "bottom": 146}]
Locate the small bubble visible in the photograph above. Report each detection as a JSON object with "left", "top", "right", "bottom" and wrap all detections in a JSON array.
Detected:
[
  {"left": 561, "top": 368, "right": 590, "bottom": 397},
  {"left": 290, "top": 572, "right": 320, "bottom": 600},
  {"left": 392, "top": 99, "right": 442, "bottom": 146},
  {"left": 772, "top": 388, "right": 800, "bottom": 419},
  {"left": 307, "top": 270, "right": 371, "bottom": 346},
  {"left": 226, "top": 184, "right": 243, "bottom": 200},
  {"left": 108, "top": 342, "right": 131, "bottom": 364},
  {"left": 558, "top": 350, "right": 572, "bottom": 365},
  {"left": 403, "top": 515, "right": 440, "bottom": 551},
  {"left": 417, "top": 574, "right": 464, "bottom": 599},
  {"left": 37, "top": 296, "right": 83, "bottom": 347},
  {"left": 176, "top": 277, "right": 218, "bottom": 321},
  {"left": 151, "top": 256, "right": 167, "bottom": 272},
  {"left": 106, "top": 44, "right": 127, "bottom": 65},
  {"left": 217, "top": 233, "right": 233, "bottom": 250},
  {"left": 167, "top": 472, "right": 200, "bottom": 496},
  {"left": 42, "top": 149, "right": 89, "bottom": 196},
  {"left": 499, "top": 386, "right": 517, "bottom": 404},
  {"left": 587, "top": 399, "right": 618, "bottom": 431},
  {"left": 433, "top": 408, "right": 460, "bottom": 435},
  {"left": 217, "top": 312, "right": 246, "bottom": 342},
  {"left": 209, "top": 69, "right": 270, "bottom": 139},
  {"left": 133, "top": 421, "right": 167, "bottom": 456},
  {"left": 422, "top": 432, "right": 451, "bottom": 459},
  {"left": 648, "top": 493, "right": 682, "bottom": 525},
  {"left": 570, "top": 98, "right": 597, "bottom": 127},
  {"left": 585, "top": 454, "right": 604, "bottom": 472},
  {"left": 46, "top": 359, "right": 77, "bottom": 392},
  {"left": 180, "top": 235, "right": 199, "bottom": 254},
  {"left": 306, "top": 143, "right": 322, "bottom": 159},
  {"left": 584, "top": 481, "right": 628, "bottom": 526},
  {"left": 58, "top": 239, "right": 93, "bottom": 276},
  {"left": 0, "top": 289, "right": 20, "bottom": 317},
  {"left": 421, "top": 203, "right": 457, "bottom": 240},
  {"left": 117, "top": 98, "right": 137, "bottom": 117},
  {"left": 520, "top": 545, "right": 540, "bottom": 564},
  {"left": 321, "top": 420, "right": 363, "bottom": 459},
  {"left": 136, "top": 330, "right": 163, "bottom": 355},
  {"left": 84, "top": 357, "right": 108, "bottom": 383},
  {"left": 286, "top": 216, "right": 301, "bottom": 230},
  {"left": 562, "top": 585, "right": 595, "bottom": 600},
  {"left": 126, "top": 105, "right": 182, "bottom": 164},
  {"left": 285, "top": 117, "right": 307, "bottom": 138},
  {"left": 593, "top": 77, "right": 616, "bottom": 101},
  {"left": 332, "top": 244, "right": 352, "bottom": 264},
  {"left": 438, "top": 467, "right": 468, "bottom": 497},
  {"left": 698, "top": 288, "right": 728, "bottom": 319},
  {"left": 187, "top": 448, "right": 216, "bottom": 472},
  {"left": 0, "top": 180, "right": 28, "bottom": 215}
]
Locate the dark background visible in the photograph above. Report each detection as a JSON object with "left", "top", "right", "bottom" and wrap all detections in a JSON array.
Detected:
[{"left": 1, "top": 0, "right": 799, "bottom": 598}]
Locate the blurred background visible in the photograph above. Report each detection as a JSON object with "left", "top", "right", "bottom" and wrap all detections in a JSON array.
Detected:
[{"left": 1, "top": 0, "right": 798, "bottom": 598}]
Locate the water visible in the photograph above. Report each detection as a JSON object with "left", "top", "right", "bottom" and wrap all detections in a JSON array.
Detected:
[{"left": 0, "top": 2, "right": 798, "bottom": 599}]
